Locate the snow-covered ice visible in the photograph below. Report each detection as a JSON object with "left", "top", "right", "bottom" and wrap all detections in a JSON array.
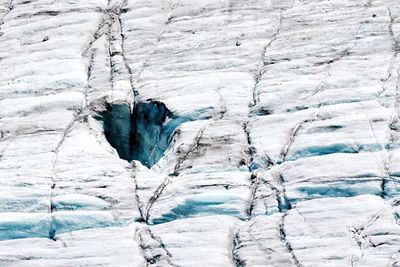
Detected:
[{"left": 1, "top": 0, "right": 400, "bottom": 266}]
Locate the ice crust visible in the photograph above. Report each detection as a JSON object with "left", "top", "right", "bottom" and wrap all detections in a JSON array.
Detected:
[{"left": 1, "top": 0, "right": 400, "bottom": 266}]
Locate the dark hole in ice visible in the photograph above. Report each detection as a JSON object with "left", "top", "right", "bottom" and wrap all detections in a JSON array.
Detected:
[{"left": 99, "top": 100, "right": 189, "bottom": 168}]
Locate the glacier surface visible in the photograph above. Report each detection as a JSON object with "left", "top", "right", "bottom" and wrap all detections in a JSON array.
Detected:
[{"left": 0, "top": 0, "right": 400, "bottom": 266}]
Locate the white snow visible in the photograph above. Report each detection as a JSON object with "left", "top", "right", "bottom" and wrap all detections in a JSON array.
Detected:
[{"left": 1, "top": 0, "right": 400, "bottom": 266}]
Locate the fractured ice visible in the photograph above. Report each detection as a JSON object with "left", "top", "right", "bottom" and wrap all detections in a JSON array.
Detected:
[{"left": 1, "top": 0, "right": 400, "bottom": 266}]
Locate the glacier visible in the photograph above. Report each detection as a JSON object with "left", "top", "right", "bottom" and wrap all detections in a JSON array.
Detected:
[{"left": 0, "top": 0, "right": 400, "bottom": 266}]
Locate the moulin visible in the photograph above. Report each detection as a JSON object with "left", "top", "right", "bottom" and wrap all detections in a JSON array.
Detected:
[{"left": 99, "top": 100, "right": 188, "bottom": 168}]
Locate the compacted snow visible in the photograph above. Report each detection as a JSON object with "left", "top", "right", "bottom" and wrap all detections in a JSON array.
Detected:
[{"left": 0, "top": 0, "right": 400, "bottom": 266}]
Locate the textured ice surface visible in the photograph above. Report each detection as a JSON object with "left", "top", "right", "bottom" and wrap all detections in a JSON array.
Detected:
[{"left": 1, "top": 0, "right": 400, "bottom": 266}]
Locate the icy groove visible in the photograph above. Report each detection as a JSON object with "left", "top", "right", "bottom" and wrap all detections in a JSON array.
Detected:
[
  {"left": 280, "top": 118, "right": 312, "bottom": 163},
  {"left": 144, "top": 177, "right": 170, "bottom": 223},
  {"left": 107, "top": 23, "right": 115, "bottom": 97},
  {"left": 81, "top": 2, "right": 112, "bottom": 58},
  {"left": 279, "top": 213, "right": 302, "bottom": 267},
  {"left": 170, "top": 122, "right": 210, "bottom": 176},
  {"left": 243, "top": 121, "right": 255, "bottom": 218},
  {"left": 231, "top": 230, "right": 245, "bottom": 267},
  {"left": 246, "top": 173, "right": 261, "bottom": 218},
  {"left": 273, "top": 171, "right": 292, "bottom": 212},
  {"left": 136, "top": 227, "right": 178, "bottom": 266},
  {"left": 249, "top": 9, "right": 285, "bottom": 111},
  {"left": 117, "top": 6, "right": 138, "bottom": 100},
  {"left": 130, "top": 162, "right": 145, "bottom": 221},
  {"left": 314, "top": 49, "right": 351, "bottom": 67},
  {"left": 85, "top": 52, "right": 95, "bottom": 106},
  {"left": 243, "top": 121, "right": 265, "bottom": 218}
]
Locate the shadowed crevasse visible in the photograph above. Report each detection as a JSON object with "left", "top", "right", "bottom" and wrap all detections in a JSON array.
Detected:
[{"left": 101, "top": 100, "right": 189, "bottom": 168}]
